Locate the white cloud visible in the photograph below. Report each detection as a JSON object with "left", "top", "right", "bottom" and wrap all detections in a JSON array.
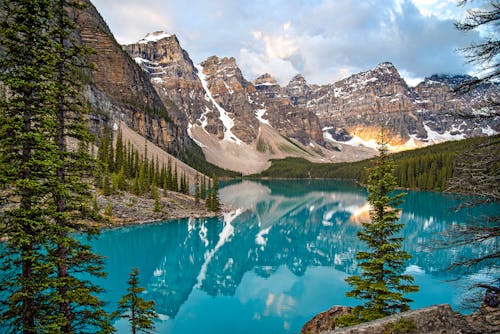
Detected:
[
  {"left": 263, "top": 34, "right": 298, "bottom": 60},
  {"left": 239, "top": 48, "right": 298, "bottom": 85},
  {"left": 92, "top": 0, "right": 478, "bottom": 85}
]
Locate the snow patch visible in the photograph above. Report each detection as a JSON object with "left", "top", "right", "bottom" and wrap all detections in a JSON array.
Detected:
[
  {"left": 255, "top": 109, "right": 270, "bottom": 126},
  {"left": 139, "top": 31, "right": 172, "bottom": 44},
  {"left": 195, "top": 64, "right": 243, "bottom": 144},
  {"left": 404, "top": 265, "right": 425, "bottom": 275},
  {"left": 323, "top": 130, "right": 335, "bottom": 142},
  {"left": 255, "top": 226, "right": 271, "bottom": 248},
  {"left": 482, "top": 125, "right": 498, "bottom": 136},
  {"left": 424, "top": 124, "right": 465, "bottom": 143},
  {"left": 346, "top": 136, "right": 379, "bottom": 149}
]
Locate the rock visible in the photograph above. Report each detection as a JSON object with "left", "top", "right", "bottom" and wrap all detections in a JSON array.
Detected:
[
  {"left": 302, "top": 306, "right": 353, "bottom": 334},
  {"left": 76, "top": 1, "right": 193, "bottom": 158},
  {"left": 302, "top": 304, "right": 500, "bottom": 334}
]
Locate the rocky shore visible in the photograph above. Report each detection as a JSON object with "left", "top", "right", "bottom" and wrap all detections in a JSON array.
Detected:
[
  {"left": 301, "top": 304, "right": 500, "bottom": 334},
  {"left": 94, "top": 190, "right": 221, "bottom": 228}
]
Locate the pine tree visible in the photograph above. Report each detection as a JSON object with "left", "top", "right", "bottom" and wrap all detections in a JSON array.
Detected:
[
  {"left": 114, "top": 268, "right": 157, "bottom": 334},
  {"left": 0, "top": 1, "right": 57, "bottom": 331},
  {"left": 152, "top": 184, "right": 161, "bottom": 213},
  {"left": 45, "top": 0, "right": 113, "bottom": 331},
  {"left": 210, "top": 175, "right": 220, "bottom": 212},
  {"left": 201, "top": 176, "right": 207, "bottom": 200},
  {"left": 341, "top": 132, "right": 418, "bottom": 325},
  {"left": 115, "top": 129, "right": 124, "bottom": 172},
  {"left": 173, "top": 164, "right": 178, "bottom": 192},
  {"left": 195, "top": 174, "right": 200, "bottom": 204},
  {"left": 0, "top": 0, "right": 112, "bottom": 332}
]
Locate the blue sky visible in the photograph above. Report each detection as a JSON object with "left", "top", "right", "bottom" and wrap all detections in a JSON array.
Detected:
[{"left": 91, "top": 0, "right": 483, "bottom": 86}]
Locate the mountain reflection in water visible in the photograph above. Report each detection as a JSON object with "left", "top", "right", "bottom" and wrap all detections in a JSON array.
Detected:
[{"left": 90, "top": 180, "right": 498, "bottom": 333}]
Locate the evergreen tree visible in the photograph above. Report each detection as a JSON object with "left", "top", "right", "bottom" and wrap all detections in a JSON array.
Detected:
[
  {"left": 205, "top": 179, "right": 213, "bottom": 211},
  {"left": 341, "top": 132, "right": 418, "bottom": 325},
  {"left": 173, "top": 164, "right": 178, "bottom": 192},
  {"left": 115, "top": 129, "right": 124, "bottom": 172},
  {"left": 45, "top": 0, "right": 112, "bottom": 331},
  {"left": 0, "top": 1, "right": 57, "bottom": 331},
  {"left": 114, "top": 268, "right": 157, "bottom": 334},
  {"left": 195, "top": 174, "right": 200, "bottom": 204},
  {"left": 210, "top": 175, "right": 220, "bottom": 212},
  {"left": 200, "top": 176, "right": 207, "bottom": 200},
  {"left": 0, "top": 0, "right": 112, "bottom": 332},
  {"left": 152, "top": 184, "right": 161, "bottom": 213}
]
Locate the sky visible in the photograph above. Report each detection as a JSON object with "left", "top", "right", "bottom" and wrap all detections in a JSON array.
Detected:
[{"left": 90, "top": 0, "right": 484, "bottom": 86}]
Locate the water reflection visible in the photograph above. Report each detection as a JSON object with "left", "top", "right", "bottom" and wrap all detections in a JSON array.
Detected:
[{"left": 92, "top": 180, "right": 498, "bottom": 327}]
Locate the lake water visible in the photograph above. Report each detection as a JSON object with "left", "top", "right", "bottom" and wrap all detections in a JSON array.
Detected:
[{"left": 91, "top": 179, "right": 498, "bottom": 333}]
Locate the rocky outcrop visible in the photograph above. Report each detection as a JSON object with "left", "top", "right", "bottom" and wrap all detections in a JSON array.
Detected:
[
  {"left": 75, "top": 1, "right": 193, "bottom": 157},
  {"left": 252, "top": 73, "right": 325, "bottom": 145},
  {"left": 302, "top": 304, "right": 499, "bottom": 334},
  {"left": 123, "top": 33, "right": 225, "bottom": 140},
  {"left": 199, "top": 56, "right": 259, "bottom": 143},
  {"left": 286, "top": 63, "right": 499, "bottom": 146},
  {"left": 302, "top": 306, "right": 353, "bottom": 334}
]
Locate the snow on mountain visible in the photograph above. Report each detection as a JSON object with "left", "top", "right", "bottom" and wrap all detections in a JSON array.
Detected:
[
  {"left": 195, "top": 64, "right": 243, "bottom": 144},
  {"left": 138, "top": 31, "right": 172, "bottom": 44}
]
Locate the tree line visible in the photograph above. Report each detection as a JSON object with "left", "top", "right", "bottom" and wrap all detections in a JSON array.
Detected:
[
  {"left": 255, "top": 135, "right": 499, "bottom": 192},
  {"left": 94, "top": 127, "right": 220, "bottom": 212}
]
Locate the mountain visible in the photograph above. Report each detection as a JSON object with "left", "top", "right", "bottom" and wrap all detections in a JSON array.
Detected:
[
  {"left": 124, "top": 35, "right": 360, "bottom": 175},
  {"left": 123, "top": 31, "right": 498, "bottom": 174},
  {"left": 73, "top": 2, "right": 239, "bottom": 181},
  {"left": 289, "top": 62, "right": 499, "bottom": 148}
]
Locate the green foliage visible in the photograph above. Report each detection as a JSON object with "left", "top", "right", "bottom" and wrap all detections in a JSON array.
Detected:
[
  {"left": 344, "top": 133, "right": 418, "bottom": 323},
  {"left": 104, "top": 202, "right": 113, "bottom": 217},
  {"left": 0, "top": 0, "right": 112, "bottom": 332},
  {"left": 383, "top": 318, "right": 416, "bottom": 334},
  {"left": 254, "top": 135, "right": 499, "bottom": 192},
  {"left": 205, "top": 175, "right": 220, "bottom": 212},
  {"left": 114, "top": 268, "right": 157, "bottom": 334},
  {"left": 152, "top": 184, "right": 161, "bottom": 213}
]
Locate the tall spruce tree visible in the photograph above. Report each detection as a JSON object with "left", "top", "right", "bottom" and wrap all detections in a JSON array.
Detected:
[
  {"left": 0, "top": 1, "right": 57, "bottom": 331},
  {"left": 114, "top": 268, "right": 157, "bottom": 334},
  {"left": 341, "top": 132, "right": 418, "bottom": 325},
  {"left": 1, "top": 0, "right": 113, "bottom": 332},
  {"left": 45, "top": 1, "right": 112, "bottom": 331}
]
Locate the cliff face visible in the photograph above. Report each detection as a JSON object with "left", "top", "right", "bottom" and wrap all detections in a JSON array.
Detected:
[
  {"left": 75, "top": 4, "right": 192, "bottom": 156},
  {"left": 286, "top": 63, "right": 499, "bottom": 146},
  {"left": 198, "top": 56, "right": 259, "bottom": 144}
]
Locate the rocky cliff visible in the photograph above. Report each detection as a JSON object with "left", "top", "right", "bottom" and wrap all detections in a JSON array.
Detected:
[
  {"left": 287, "top": 63, "right": 499, "bottom": 148},
  {"left": 75, "top": 4, "right": 199, "bottom": 161}
]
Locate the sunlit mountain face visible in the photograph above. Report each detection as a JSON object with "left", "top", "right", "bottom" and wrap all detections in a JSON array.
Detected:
[{"left": 87, "top": 180, "right": 498, "bottom": 333}]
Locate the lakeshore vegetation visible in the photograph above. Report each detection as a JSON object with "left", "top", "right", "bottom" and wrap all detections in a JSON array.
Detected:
[{"left": 255, "top": 135, "right": 500, "bottom": 191}]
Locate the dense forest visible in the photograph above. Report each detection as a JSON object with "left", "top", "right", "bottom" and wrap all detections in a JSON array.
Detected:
[
  {"left": 95, "top": 128, "right": 221, "bottom": 212},
  {"left": 254, "top": 135, "right": 500, "bottom": 191}
]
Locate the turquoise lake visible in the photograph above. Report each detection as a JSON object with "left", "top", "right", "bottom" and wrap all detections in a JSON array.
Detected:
[{"left": 91, "top": 179, "right": 498, "bottom": 333}]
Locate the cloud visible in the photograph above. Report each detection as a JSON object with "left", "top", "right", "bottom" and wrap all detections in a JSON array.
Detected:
[{"left": 91, "top": 0, "right": 479, "bottom": 86}]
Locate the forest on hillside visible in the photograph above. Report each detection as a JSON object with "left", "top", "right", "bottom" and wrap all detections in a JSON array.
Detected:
[{"left": 254, "top": 135, "right": 500, "bottom": 191}]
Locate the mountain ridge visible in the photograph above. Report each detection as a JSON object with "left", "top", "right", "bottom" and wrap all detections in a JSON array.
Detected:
[{"left": 122, "top": 30, "right": 498, "bottom": 174}]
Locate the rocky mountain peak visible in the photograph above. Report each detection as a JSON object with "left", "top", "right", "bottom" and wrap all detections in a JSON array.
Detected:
[
  {"left": 254, "top": 73, "right": 278, "bottom": 86},
  {"left": 286, "top": 74, "right": 310, "bottom": 97},
  {"left": 426, "top": 74, "right": 474, "bottom": 89},
  {"left": 138, "top": 31, "right": 173, "bottom": 44},
  {"left": 200, "top": 55, "right": 252, "bottom": 92}
]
